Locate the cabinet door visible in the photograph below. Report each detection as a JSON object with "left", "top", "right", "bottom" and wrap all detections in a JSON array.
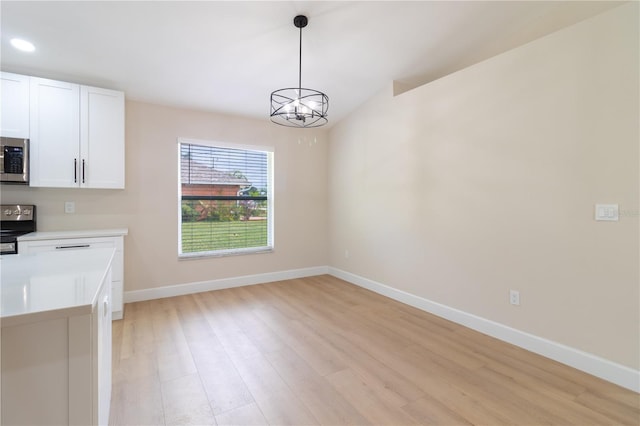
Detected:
[
  {"left": 80, "top": 86, "right": 125, "bottom": 189},
  {"left": 93, "top": 275, "right": 112, "bottom": 426},
  {"left": 2, "top": 318, "right": 70, "bottom": 425},
  {"left": 1, "top": 72, "right": 30, "bottom": 138},
  {"left": 30, "top": 78, "right": 80, "bottom": 187}
]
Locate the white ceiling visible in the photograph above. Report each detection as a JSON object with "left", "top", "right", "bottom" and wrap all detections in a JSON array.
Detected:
[{"left": 1, "top": 1, "right": 621, "bottom": 128}]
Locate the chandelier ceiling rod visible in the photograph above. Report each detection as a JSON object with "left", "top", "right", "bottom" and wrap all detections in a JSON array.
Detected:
[{"left": 296, "top": 15, "right": 305, "bottom": 92}]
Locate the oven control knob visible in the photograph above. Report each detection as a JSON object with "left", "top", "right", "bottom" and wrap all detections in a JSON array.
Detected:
[
  {"left": 23, "top": 209, "right": 31, "bottom": 215},
  {"left": 13, "top": 210, "right": 20, "bottom": 215},
  {"left": 3, "top": 209, "right": 12, "bottom": 216}
]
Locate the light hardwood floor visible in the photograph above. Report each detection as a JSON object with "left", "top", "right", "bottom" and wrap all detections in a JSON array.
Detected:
[{"left": 109, "top": 275, "right": 639, "bottom": 425}]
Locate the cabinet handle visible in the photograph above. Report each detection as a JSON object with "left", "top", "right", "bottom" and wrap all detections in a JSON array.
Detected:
[
  {"left": 55, "top": 244, "right": 91, "bottom": 250},
  {"left": 74, "top": 158, "right": 77, "bottom": 183},
  {"left": 103, "top": 296, "right": 109, "bottom": 316},
  {"left": 82, "top": 159, "right": 86, "bottom": 184}
]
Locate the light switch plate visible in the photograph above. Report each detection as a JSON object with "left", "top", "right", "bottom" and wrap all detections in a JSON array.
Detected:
[{"left": 595, "top": 204, "right": 618, "bottom": 221}]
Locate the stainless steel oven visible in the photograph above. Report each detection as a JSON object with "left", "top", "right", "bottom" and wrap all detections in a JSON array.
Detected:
[
  {"left": 1, "top": 137, "right": 29, "bottom": 184},
  {"left": 0, "top": 204, "right": 36, "bottom": 255}
]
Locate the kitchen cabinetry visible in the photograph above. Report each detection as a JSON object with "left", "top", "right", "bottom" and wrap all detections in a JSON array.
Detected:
[
  {"left": 29, "top": 77, "right": 80, "bottom": 187},
  {"left": 95, "top": 272, "right": 113, "bottom": 426},
  {"left": 0, "top": 72, "right": 30, "bottom": 138},
  {"left": 81, "top": 85, "right": 125, "bottom": 188},
  {"left": 1, "top": 248, "right": 114, "bottom": 425},
  {"left": 18, "top": 229, "right": 128, "bottom": 320},
  {"left": 29, "top": 76, "right": 124, "bottom": 188}
]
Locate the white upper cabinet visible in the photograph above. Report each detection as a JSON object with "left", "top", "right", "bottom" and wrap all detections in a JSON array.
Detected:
[
  {"left": 81, "top": 86, "right": 125, "bottom": 189},
  {"left": 1, "top": 72, "right": 30, "bottom": 138},
  {"left": 28, "top": 75, "right": 125, "bottom": 189},
  {"left": 30, "top": 77, "right": 80, "bottom": 187}
]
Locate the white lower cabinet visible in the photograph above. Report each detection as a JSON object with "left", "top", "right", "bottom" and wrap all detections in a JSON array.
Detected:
[
  {"left": 18, "top": 230, "right": 127, "bottom": 320},
  {"left": 95, "top": 274, "right": 113, "bottom": 426},
  {"left": 1, "top": 273, "right": 112, "bottom": 426}
]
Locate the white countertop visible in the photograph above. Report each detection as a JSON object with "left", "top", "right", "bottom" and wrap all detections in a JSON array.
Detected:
[
  {"left": 0, "top": 248, "right": 115, "bottom": 327},
  {"left": 17, "top": 228, "right": 128, "bottom": 241}
]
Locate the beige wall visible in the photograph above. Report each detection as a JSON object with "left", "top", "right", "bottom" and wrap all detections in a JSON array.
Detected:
[
  {"left": 2, "top": 2, "right": 637, "bottom": 373},
  {"left": 328, "top": 3, "right": 639, "bottom": 369},
  {"left": 1, "top": 101, "right": 329, "bottom": 291}
]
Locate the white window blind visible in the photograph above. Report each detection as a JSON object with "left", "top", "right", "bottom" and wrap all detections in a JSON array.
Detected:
[{"left": 179, "top": 141, "right": 272, "bottom": 257}]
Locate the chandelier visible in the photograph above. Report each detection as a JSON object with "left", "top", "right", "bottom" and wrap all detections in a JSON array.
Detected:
[{"left": 270, "top": 15, "right": 329, "bottom": 128}]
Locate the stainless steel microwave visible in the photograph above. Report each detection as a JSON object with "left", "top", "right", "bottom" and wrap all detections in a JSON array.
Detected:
[{"left": 1, "top": 137, "right": 29, "bottom": 184}]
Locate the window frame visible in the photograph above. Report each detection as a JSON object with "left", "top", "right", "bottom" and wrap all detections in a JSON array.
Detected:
[{"left": 177, "top": 138, "right": 274, "bottom": 259}]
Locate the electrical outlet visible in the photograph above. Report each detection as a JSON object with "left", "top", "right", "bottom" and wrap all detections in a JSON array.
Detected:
[
  {"left": 64, "top": 201, "right": 75, "bottom": 214},
  {"left": 509, "top": 290, "right": 520, "bottom": 306}
]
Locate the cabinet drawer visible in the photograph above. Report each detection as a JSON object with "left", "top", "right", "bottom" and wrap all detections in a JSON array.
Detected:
[
  {"left": 18, "top": 232, "right": 127, "bottom": 323},
  {"left": 20, "top": 237, "right": 123, "bottom": 281}
]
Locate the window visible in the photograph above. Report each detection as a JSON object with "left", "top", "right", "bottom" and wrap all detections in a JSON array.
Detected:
[{"left": 178, "top": 139, "right": 273, "bottom": 257}]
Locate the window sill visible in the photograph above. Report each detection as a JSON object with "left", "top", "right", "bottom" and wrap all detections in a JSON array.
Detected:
[{"left": 178, "top": 246, "right": 273, "bottom": 260}]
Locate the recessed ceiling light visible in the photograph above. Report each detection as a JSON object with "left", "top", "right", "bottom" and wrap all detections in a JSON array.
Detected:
[{"left": 10, "top": 38, "right": 35, "bottom": 53}]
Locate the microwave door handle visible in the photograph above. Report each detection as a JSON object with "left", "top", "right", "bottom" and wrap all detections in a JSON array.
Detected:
[
  {"left": 82, "top": 159, "right": 85, "bottom": 184},
  {"left": 74, "top": 158, "right": 77, "bottom": 183}
]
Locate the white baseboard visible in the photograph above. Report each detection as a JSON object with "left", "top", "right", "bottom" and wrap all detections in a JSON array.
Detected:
[
  {"left": 124, "top": 266, "right": 328, "bottom": 303},
  {"left": 122, "top": 264, "right": 638, "bottom": 392},
  {"left": 328, "top": 267, "right": 640, "bottom": 393}
]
